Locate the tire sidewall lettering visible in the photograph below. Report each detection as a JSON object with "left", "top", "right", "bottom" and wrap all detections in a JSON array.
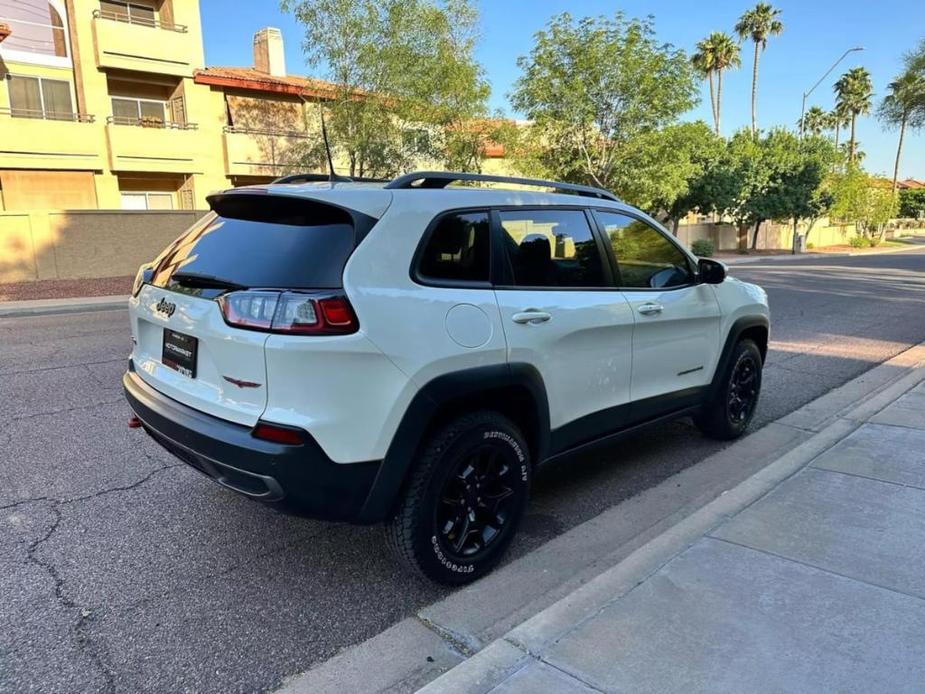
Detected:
[{"left": 482, "top": 430, "right": 529, "bottom": 482}]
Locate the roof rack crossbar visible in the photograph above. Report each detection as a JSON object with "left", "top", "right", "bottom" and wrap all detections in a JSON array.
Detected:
[{"left": 384, "top": 171, "right": 620, "bottom": 202}]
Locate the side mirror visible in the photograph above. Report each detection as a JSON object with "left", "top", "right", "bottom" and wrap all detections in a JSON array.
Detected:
[{"left": 698, "top": 258, "right": 726, "bottom": 285}]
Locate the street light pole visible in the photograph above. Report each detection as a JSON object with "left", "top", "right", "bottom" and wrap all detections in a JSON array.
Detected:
[{"left": 799, "top": 46, "right": 864, "bottom": 139}]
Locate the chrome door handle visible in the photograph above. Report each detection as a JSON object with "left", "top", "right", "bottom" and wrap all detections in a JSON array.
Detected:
[
  {"left": 512, "top": 310, "right": 552, "bottom": 325},
  {"left": 637, "top": 302, "right": 664, "bottom": 316}
]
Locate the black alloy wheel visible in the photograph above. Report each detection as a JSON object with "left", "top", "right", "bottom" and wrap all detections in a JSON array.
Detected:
[
  {"left": 727, "top": 352, "right": 760, "bottom": 425},
  {"left": 436, "top": 445, "right": 517, "bottom": 559}
]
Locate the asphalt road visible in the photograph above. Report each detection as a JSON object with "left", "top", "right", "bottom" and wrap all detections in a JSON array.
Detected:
[{"left": 3, "top": 246, "right": 925, "bottom": 693}]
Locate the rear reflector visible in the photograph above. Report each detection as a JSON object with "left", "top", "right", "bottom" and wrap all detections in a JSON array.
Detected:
[
  {"left": 128, "top": 416, "right": 142, "bottom": 429},
  {"left": 217, "top": 290, "right": 358, "bottom": 335},
  {"left": 252, "top": 422, "right": 305, "bottom": 445}
]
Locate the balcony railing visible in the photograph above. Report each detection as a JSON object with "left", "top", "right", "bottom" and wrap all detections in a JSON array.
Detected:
[
  {"left": 92, "top": 9, "right": 187, "bottom": 33},
  {"left": 0, "top": 17, "right": 68, "bottom": 57},
  {"left": 0, "top": 107, "right": 95, "bottom": 122},
  {"left": 107, "top": 115, "right": 197, "bottom": 130},
  {"left": 223, "top": 125, "right": 310, "bottom": 138}
]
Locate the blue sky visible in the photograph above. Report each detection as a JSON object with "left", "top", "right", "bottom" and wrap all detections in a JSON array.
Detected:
[{"left": 200, "top": 0, "right": 924, "bottom": 180}]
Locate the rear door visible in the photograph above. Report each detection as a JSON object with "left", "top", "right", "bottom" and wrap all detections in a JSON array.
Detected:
[
  {"left": 492, "top": 208, "right": 635, "bottom": 452},
  {"left": 593, "top": 210, "right": 722, "bottom": 408},
  {"left": 130, "top": 195, "right": 362, "bottom": 426}
]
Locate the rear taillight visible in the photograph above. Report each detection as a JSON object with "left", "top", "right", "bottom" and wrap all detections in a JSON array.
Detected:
[{"left": 217, "top": 290, "right": 358, "bottom": 335}]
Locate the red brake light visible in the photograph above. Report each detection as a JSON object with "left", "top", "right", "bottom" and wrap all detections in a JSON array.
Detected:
[
  {"left": 318, "top": 296, "right": 355, "bottom": 327},
  {"left": 252, "top": 422, "right": 305, "bottom": 445},
  {"left": 217, "top": 290, "right": 358, "bottom": 335}
]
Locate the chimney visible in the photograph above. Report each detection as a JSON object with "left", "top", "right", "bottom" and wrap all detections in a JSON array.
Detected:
[{"left": 253, "top": 27, "right": 286, "bottom": 77}]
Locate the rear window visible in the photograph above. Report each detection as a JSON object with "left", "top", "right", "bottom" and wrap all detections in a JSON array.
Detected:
[{"left": 151, "top": 195, "right": 358, "bottom": 290}]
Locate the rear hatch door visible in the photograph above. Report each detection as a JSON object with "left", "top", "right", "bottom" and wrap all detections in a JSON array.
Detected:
[{"left": 130, "top": 193, "right": 366, "bottom": 426}]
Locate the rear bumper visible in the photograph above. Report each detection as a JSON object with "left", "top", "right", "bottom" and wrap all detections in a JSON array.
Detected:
[{"left": 123, "top": 365, "right": 382, "bottom": 522}]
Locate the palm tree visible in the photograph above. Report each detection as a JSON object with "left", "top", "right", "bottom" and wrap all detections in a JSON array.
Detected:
[
  {"left": 692, "top": 38, "right": 718, "bottom": 134},
  {"left": 710, "top": 32, "right": 741, "bottom": 136},
  {"left": 835, "top": 67, "right": 873, "bottom": 162},
  {"left": 800, "top": 105, "right": 828, "bottom": 136},
  {"left": 692, "top": 32, "right": 741, "bottom": 136},
  {"left": 828, "top": 103, "right": 851, "bottom": 149},
  {"left": 878, "top": 70, "right": 925, "bottom": 193},
  {"left": 735, "top": 3, "right": 784, "bottom": 134}
]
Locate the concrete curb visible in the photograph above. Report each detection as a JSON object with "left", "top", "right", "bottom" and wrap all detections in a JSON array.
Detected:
[
  {"left": 276, "top": 342, "right": 925, "bottom": 694},
  {"left": 0, "top": 295, "right": 128, "bottom": 318}
]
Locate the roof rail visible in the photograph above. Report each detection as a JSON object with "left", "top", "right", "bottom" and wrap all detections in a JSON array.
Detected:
[
  {"left": 384, "top": 171, "right": 620, "bottom": 202},
  {"left": 273, "top": 173, "right": 389, "bottom": 184}
]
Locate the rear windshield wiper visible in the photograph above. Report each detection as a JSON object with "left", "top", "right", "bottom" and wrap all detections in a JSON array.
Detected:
[{"left": 170, "top": 271, "right": 246, "bottom": 290}]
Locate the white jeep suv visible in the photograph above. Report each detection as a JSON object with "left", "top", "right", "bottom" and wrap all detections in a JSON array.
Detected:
[{"left": 124, "top": 171, "right": 769, "bottom": 584}]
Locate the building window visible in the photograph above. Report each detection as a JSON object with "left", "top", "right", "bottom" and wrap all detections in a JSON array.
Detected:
[
  {"left": 111, "top": 97, "right": 166, "bottom": 125},
  {"left": 98, "top": 0, "right": 156, "bottom": 27},
  {"left": 0, "top": 0, "right": 70, "bottom": 60},
  {"left": 7, "top": 75, "right": 74, "bottom": 120},
  {"left": 120, "top": 192, "right": 174, "bottom": 210}
]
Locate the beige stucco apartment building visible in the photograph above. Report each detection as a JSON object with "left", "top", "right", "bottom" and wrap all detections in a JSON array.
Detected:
[{"left": 0, "top": 0, "right": 504, "bottom": 212}]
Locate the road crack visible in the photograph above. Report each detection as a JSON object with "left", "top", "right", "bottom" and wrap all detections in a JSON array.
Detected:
[{"left": 12, "top": 461, "right": 180, "bottom": 693}]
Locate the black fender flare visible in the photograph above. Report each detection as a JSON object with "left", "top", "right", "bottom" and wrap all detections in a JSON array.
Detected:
[
  {"left": 357, "top": 363, "right": 550, "bottom": 522},
  {"left": 707, "top": 315, "right": 770, "bottom": 400}
]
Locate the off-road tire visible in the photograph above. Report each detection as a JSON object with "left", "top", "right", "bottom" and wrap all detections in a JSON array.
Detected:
[
  {"left": 695, "top": 338, "right": 763, "bottom": 440},
  {"left": 386, "top": 411, "right": 531, "bottom": 585}
]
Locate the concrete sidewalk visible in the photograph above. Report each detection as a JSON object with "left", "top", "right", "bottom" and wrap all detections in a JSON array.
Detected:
[
  {"left": 720, "top": 234, "right": 925, "bottom": 265},
  {"left": 422, "top": 366, "right": 925, "bottom": 692}
]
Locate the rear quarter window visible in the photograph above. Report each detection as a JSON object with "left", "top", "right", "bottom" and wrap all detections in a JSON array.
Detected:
[{"left": 416, "top": 210, "right": 491, "bottom": 284}]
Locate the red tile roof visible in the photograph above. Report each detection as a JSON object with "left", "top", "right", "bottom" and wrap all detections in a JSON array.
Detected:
[
  {"left": 193, "top": 67, "right": 338, "bottom": 99},
  {"left": 193, "top": 67, "right": 510, "bottom": 157},
  {"left": 897, "top": 179, "right": 925, "bottom": 190}
]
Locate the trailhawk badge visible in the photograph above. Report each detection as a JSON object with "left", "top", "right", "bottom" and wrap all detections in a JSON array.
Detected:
[{"left": 155, "top": 298, "right": 176, "bottom": 318}]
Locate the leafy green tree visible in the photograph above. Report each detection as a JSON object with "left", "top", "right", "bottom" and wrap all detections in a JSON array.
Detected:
[
  {"left": 653, "top": 123, "right": 727, "bottom": 233},
  {"left": 626, "top": 121, "right": 724, "bottom": 230},
  {"left": 800, "top": 106, "right": 828, "bottom": 136},
  {"left": 878, "top": 63, "right": 925, "bottom": 194},
  {"left": 899, "top": 189, "right": 925, "bottom": 218},
  {"left": 281, "top": 0, "right": 490, "bottom": 177},
  {"left": 770, "top": 135, "right": 837, "bottom": 250},
  {"left": 835, "top": 66, "right": 873, "bottom": 163},
  {"left": 703, "top": 129, "right": 834, "bottom": 249},
  {"left": 734, "top": 3, "right": 784, "bottom": 135},
  {"left": 830, "top": 165, "right": 897, "bottom": 238},
  {"left": 510, "top": 12, "right": 698, "bottom": 192}
]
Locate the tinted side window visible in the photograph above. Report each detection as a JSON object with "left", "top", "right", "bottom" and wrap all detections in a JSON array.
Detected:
[
  {"left": 417, "top": 211, "right": 491, "bottom": 283},
  {"left": 597, "top": 212, "right": 693, "bottom": 289},
  {"left": 499, "top": 209, "right": 606, "bottom": 288}
]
